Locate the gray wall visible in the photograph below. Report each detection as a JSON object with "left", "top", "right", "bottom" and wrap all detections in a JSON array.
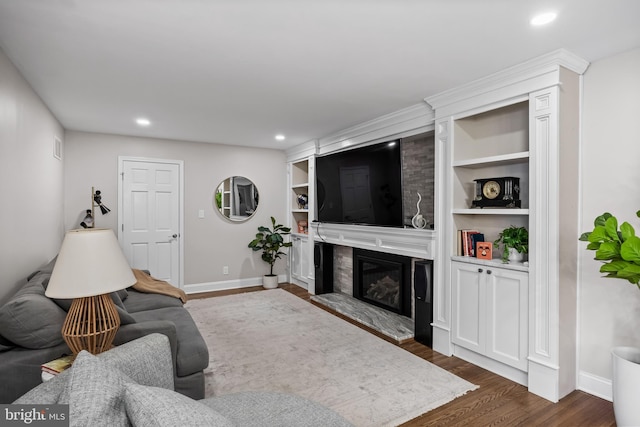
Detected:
[
  {"left": 579, "top": 47, "right": 640, "bottom": 381},
  {"left": 0, "top": 48, "right": 64, "bottom": 305},
  {"left": 63, "top": 131, "right": 287, "bottom": 286},
  {"left": 402, "top": 132, "right": 434, "bottom": 228}
]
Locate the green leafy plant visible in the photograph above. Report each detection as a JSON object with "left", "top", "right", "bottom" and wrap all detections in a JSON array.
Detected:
[
  {"left": 494, "top": 226, "right": 529, "bottom": 263},
  {"left": 580, "top": 211, "right": 640, "bottom": 289},
  {"left": 248, "top": 216, "right": 292, "bottom": 276},
  {"left": 215, "top": 190, "right": 222, "bottom": 209}
]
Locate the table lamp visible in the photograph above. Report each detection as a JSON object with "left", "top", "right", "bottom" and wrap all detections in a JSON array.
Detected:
[{"left": 45, "top": 228, "right": 136, "bottom": 355}]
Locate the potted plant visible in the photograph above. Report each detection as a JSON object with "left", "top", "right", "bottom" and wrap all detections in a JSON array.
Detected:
[
  {"left": 248, "top": 216, "right": 292, "bottom": 289},
  {"left": 580, "top": 211, "right": 640, "bottom": 426},
  {"left": 494, "top": 225, "right": 528, "bottom": 263}
]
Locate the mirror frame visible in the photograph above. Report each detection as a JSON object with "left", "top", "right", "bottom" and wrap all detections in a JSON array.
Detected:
[{"left": 214, "top": 176, "right": 259, "bottom": 222}]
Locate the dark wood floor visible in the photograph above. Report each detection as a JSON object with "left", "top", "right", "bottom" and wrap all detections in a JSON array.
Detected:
[{"left": 189, "top": 284, "right": 616, "bottom": 426}]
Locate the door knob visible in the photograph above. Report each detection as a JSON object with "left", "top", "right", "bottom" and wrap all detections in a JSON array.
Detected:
[{"left": 170, "top": 234, "right": 178, "bottom": 238}]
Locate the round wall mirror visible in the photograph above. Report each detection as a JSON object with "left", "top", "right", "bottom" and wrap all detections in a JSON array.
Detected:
[{"left": 214, "top": 176, "right": 259, "bottom": 222}]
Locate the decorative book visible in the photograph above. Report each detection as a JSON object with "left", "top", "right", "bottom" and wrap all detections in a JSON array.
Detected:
[{"left": 41, "top": 355, "right": 75, "bottom": 375}]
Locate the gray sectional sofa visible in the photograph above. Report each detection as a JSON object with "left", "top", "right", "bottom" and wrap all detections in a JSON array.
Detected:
[
  {"left": 15, "top": 334, "right": 352, "bottom": 427},
  {"left": 0, "top": 259, "right": 209, "bottom": 403}
]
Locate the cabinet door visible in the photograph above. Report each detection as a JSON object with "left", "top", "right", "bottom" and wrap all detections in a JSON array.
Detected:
[
  {"left": 451, "top": 261, "right": 485, "bottom": 353},
  {"left": 299, "top": 236, "right": 309, "bottom": 280},
  {"left": 485, "top": 268, "right": 528, "bottom": 371},
  {"left": 291, "top": 237, "right": 302, "bottom": 279}
]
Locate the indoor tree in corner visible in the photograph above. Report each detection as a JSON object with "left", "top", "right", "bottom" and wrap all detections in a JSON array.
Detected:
[
  {"left": 580, "top": 211, "right": 640, "bottom": 426},
  {"left": 248, "top": 216, "right": 292, "bottom": 289}
]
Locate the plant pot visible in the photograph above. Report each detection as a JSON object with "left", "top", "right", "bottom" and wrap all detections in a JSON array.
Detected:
[
  {"left": 262, "top": 275, "right": 279, "bottom": 289},
  {"left": 507, "top": 248, "right": 524, "bottom": 263},
  {"left": 612, "top": 346, "right": 640, "bottom": 426}
]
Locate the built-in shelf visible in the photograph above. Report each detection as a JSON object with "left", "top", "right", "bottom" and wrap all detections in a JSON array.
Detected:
[
  {"left": 450, "top": 255, "right": 529, "bottom": 272},
  {"left": 453, "top": 151, "right": 530, "bottom": 168},
  {"left": 292, "top": 209, "right": 308, "bottom": 213},
  {"left": 292, "top": 183, "right": 309, "bottom": 189},
  {"left": 452, "top": 208, "right": 529, "bottom": 215}
]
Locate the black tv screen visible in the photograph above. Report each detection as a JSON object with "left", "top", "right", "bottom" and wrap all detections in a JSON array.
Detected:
[{"left": 316, "top": 140, "right": 403, "bottom": 227}]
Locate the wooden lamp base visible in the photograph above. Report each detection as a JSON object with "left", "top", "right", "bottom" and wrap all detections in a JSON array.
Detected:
[{"left": 62, "top": 294, "right": 120, "bottom": 355}]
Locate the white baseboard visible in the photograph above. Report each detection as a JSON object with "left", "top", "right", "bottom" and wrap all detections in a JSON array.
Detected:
[
  {"left": 184, "top": 274, "right": 287, "bottom": 295},
  {"left": 577, "top": 370, "right": 612, "bottom": 402}
]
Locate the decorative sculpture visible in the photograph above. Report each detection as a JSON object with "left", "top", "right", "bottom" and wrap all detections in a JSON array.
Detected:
[{"left": 411, "top": 193, "right": 427, "bottom": 229}]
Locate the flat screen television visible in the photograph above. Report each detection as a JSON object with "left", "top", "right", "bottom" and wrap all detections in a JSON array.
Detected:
[{"left": 316, "top": 140, "right": 403, "bottom": 227}]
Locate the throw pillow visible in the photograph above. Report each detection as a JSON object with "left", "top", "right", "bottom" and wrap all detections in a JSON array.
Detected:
[
  {"left": 25, "top": 256, "right": 57, "bottom": 281},
  {"left": 63, "top": 351, "right": 134, "bottom": 426},
  {"left": 117, "top": 288, "right": 129, "bottom": 302},
  {"left": 49, "top": 292, "right": 136, "bottom": 325},
  {"left": 123, "top": 383, "right": 234, "bottom": 427},
  {"left": 0, "top": 281, "right": 67, "bottom": 348}
]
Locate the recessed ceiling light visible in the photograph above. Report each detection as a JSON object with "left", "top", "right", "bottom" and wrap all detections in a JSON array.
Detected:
[
  {"left": 530, "top": 12, "right": 557, "bottom": 26},
  {"left": 275, "top": 134, "right": 286, "bottom": 141},
  {"left": 136, "top": 118, "right": 151, "bottom": 126}
]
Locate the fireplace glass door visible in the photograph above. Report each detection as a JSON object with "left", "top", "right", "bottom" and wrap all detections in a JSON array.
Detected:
[{"left": 353, "top": 248, "right": 411, "bottom": 317}]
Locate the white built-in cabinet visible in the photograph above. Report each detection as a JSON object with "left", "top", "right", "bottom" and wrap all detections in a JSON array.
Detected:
[
  {"left": 283, "top": 49, "right": 588, "bottom": 403},
  {"left": 451, "top": 260, "right": 528, "bottom": 372},
  {"left": 291, "top": 235, "right": 310, "bottom": 282},
  {"left": 287, "top": 150, "right": 315, "bottom": 290},
  {"left": 427, "top": 49, "right": 589, "bottom": 402}
]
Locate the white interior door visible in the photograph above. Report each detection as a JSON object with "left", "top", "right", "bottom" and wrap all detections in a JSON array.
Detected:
[{"left": 119, "top": 158, "right": 183, "bottom": 287}]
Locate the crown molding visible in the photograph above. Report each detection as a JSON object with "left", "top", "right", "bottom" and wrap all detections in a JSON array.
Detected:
[
  {"left": 425, "top": 49, "right": 590, "bottom": 114},
  {"left": 285, "top": 139, "right": 317, "bottom": 162},
  {"left": 316, "top": 102, "right": 434, "bottom": 155}
]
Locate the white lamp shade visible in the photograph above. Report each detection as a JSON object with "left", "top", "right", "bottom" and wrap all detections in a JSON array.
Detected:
[{"left": 46, "top": 228, "right": 136, "bottom": 299}]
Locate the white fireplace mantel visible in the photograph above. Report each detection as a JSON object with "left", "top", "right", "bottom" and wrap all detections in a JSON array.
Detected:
[{"left": 311, "top": 222, "right": 435, "bottom": 260}]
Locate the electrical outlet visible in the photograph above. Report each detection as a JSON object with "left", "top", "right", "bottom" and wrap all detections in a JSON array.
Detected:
[
  {"left": 198, "top": 209, "right": 205, "bottom": 218},
  {"left": 223, "top": 266, "right": 229, "bottom": 275}
]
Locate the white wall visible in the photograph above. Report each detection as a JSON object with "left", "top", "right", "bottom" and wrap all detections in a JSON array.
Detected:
[
  {"left": 579, "top": 48, "right": 640, "bottom": 389},
  {"left": 0, "top": 48, "right": 64, "bottom": 305},
  {"left": 63, "top": 131, "right": 287, "bottom": 287}
]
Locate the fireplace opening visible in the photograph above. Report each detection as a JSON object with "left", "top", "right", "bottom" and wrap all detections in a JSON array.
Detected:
[{"left": 353, "top": 248, "right": 412, "bottom": 318}]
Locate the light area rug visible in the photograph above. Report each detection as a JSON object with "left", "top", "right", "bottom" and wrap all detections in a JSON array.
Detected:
[{"left": 185, "top": 289, "right": 477, "bottom": 427}]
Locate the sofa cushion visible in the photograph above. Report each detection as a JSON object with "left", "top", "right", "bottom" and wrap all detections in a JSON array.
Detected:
[
  {"left": 0, "top": 335, "right": 15, "bottom": 352},
  {"left": 14, "top": 368, "right": 71, "bottom": 404},
  {"left": 0, "top": 280, "right": 67, "bottom": 349},
  {"left": 130, "top": 307, "right": 209, "bottom": 376},
  {"left": 49, "top": 292, "right": 136, "bottom": 326},
  {"left": 124, "top": 383, "right": 233, "bottom": 427},
  {"left": 14, "top": 334, "right": 174, "bottom": 405},
  {"left": 63, "top": 351, "right": 133, "bottom": 427}
]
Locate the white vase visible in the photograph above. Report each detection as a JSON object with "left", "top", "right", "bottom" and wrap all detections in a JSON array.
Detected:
[
  {"left": 507, "top": 248, "right": 523, "bottom": 263},
  {"left": 262, "top": 275, "right": 279, "bottom": 289},
  {"left": 612, "top": 346, "right": 640, "bottom": 426}
]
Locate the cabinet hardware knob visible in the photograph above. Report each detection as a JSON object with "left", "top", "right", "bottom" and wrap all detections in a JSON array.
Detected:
[
  {"left": 487, "top": 270, "right": 492, "bottom": 274},
  {"left": 478, "top": 268, "right": 483, "bottom": 273}
]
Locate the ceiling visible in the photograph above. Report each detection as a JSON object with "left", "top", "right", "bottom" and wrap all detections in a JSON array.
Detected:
[{"left": 0, "top": 1, "right": 638, "bottom": 150}]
